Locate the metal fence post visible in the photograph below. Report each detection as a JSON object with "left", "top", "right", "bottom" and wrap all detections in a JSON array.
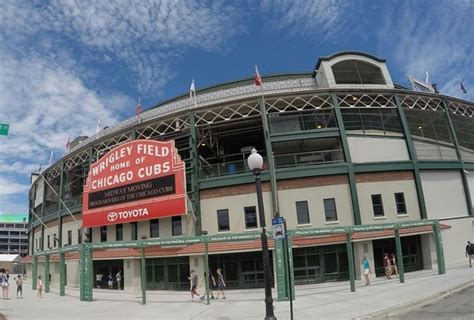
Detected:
[
  {"left": 204, "top": 236, "right": 210, "bottom": 305},
  {"left": 140, "top": 244, "right": 147, "bottom": 305},
  {"left": 433, "top": 221, "right": 446, "bottom": 275},
  {"left": 59, "top": 252, "right": 65, "bottom": 296},
  {"left": 32, "top": 255, "right": 38, "bottom": 290}
]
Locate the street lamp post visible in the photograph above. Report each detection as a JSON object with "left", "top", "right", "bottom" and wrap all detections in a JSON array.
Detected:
[{"left": 247, "top": 149, "right": 277, "bottom": 320}]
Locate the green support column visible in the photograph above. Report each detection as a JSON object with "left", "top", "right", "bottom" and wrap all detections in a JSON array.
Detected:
[
  {"left": 443, "top": 99, "right": 473, "bottom": 216},
  {"left": 433, "top": 220, "right": 446, "bottom": 275},
  {"left": 83, "top": 244, "right": 93, "bottom": 301},
  {"left": 79, "top": 246, "right": 84, "bottom": 301},
  {"left": 394, "top": 226, "right": 405, "bottom": 283},
  {"left": 345, "top": 232, "right": 356, "bottom": 292},
  {"left": 44, "top": 255, "right": 50, "bottom": 293},
  {"left": 331, "top": 93, "right": 361, "bottom": 225},
  {"left": 259, "top": 95, "right": 280, "bottom": 216},
  {"left": 394, "top": 93, "right": 428, "bottom": 219},
  {"left": 59, "top": 252, "right": 65, "bottom": 296},
  {"left": 140, "top": 245, "right": 147, "bottom": 305},
  {"left": 275, "top": 239, "right": 287, "bottom": 301},
  {"left": 204, "top": 237, "right": 210, "bottom": 305},
  {"left": 32, "top": 256, "right": 38, "bottom": 290},
  {"left": 189, "top": 112, "right": 202, "bottom": 235},
  {"left": 57, "top": 163, "right": 65, "bottom": 247}
]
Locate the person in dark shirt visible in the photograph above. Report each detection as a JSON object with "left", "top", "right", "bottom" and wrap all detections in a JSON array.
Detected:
[{"left": 466, "top": 241, "right": 473, "bottom": 267}]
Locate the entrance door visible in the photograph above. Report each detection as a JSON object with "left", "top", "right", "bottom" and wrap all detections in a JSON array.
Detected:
[{"left": 93, "top": 259, "right": 124, "bottom": 289}]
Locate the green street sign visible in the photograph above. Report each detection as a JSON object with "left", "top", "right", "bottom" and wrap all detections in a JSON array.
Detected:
[{"left": 0, "top": 123, "right": 9, "bottom": 136}]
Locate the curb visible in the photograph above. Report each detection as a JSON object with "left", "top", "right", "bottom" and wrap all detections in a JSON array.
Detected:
[{"left": 353, "top": 280, "right": 474, "bottom": 320}]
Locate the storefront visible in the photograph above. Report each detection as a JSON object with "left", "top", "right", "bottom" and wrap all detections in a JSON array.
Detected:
[
  {"left": 146, "top": 257, "right": 190, "bottom": 290},
  {"left": 93, "top": 259, "right": 124, "bottom": 289},
  {"left": 372, "top": 235, "right": 423, "bottom": 277},
  {"left": 292, "top": 244, "right": 349, "bottom": 285}
]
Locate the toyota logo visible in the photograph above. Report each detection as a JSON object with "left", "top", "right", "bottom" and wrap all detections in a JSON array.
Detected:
[{"left": 107, "top": 212, "right": 118, "bottom": 222}]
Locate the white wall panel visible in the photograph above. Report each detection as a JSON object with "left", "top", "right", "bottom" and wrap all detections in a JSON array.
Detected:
[{"left": 348, "top": 137, "right": 409, "bottom": 163}]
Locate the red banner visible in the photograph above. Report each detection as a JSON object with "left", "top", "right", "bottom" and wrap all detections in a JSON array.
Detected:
[{"left": 82, "top": 140, "right": 186, "bottom": 228}]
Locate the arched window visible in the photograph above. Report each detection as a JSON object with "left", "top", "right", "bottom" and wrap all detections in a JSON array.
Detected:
[{"left": 332, "top": 60, "right": 385, "bottom": 84}]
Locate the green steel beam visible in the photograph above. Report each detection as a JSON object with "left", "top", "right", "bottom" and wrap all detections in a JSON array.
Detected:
[
  {"left": 353, "top": 161, "right": 414, "bottom": 172},
  {"left": 270, "top": 128, "right": 340, "bottom": 143},
  {"left": 433, "top": 221, "right": 446, "bottom": 275},
  {"left": 331, "top": 92, "right": 361, "bottom": 225},
  {"left": 40, "top": 177, "right": 46, "bottom": 251},
  {"left": 57, "top": 163, "right": 65, "bottom": 247},
  {"left": 199, "top": 171, "right": 271, "bottom": 189},
  {"left": 394, "top": 93, "right": 428, "bottom": 219},
  {"left": 276, "top": 163, "right": 348, "bottom": 180},
  {"left": 345, "top": 232, "right": 356, "bottom": 292},
  {"left": 417, "top": 161, "right": 463, "bottom": 170},
  {"left": 394, "top": 226, "right": 405, "bottom": 283},
  {"left": 204, "top": 237, "right": 210, "bottom": 305},
  {"left": 442, "top": 99, "right": 473, "bottom": 216},
  {"left": 259, "top": 95, "right": 280, "bottom": 216},
  {"left": 44, "top": 255, "right": 50, "bottom": 293},
  {"left": 189, "top": 111, "right": 202, "bottom": 235}
]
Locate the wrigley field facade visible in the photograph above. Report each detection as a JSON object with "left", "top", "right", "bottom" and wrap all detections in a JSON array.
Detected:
[{"left": 26, "top": 52, "right": 473, "bottom": 299}]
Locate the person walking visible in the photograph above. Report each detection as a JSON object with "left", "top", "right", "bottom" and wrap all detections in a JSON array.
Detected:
[
  {"left": 383, "top": 253, "right": 392, "bottom": 279},
  {"left": 107, "top": 272, "right": 113, "bottom": 289},
  {"left": 15, "top": 275, "right": 23, "bottom": 299},
  {"left": 115, "top": 271, "right": 122, "bottom": 290},
  {"left": 2, "top": 269, "right": 9, "bottom": 300},
  {"left": 188, "top": 270, "right": 200, "bottom": 300},
  {"left": 96, "top": 272, "right": 103, "bottom": 288},
  {"left": 390, "top": 253, "right": 398, "bottom": 277},
  {"left": 199, "top": 271, "right": 216, "bottom": 301},
  {"left": 215, "top": 268, "right": 226, "bottom": 299},
  {"left": 37, "top": 275, "right": 43, "bottom": 298},
  {"left": 466, "top": 241, "right": 474, "bottom": 267},
  {"left": 362, "top": 255, "right": 371, "bottom": 286}
]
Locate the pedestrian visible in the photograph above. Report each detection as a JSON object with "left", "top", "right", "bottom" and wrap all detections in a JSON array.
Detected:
[
  {"left": 390, "top": 253, "right": 398, "bottom": 277},
  {"left": 15, "top": 275, "right": 23, "bottom": 299},
  {"left": 2, "top": 269, "right": 9, "bottom": 300},
  {"left": 199, "top": 271, "right": 215, "bottom": 301},
  {"left": 466, "top": 241, "right": 474, "bottom": 267},
  {"left": 49, "top": 273, "right": 52, "bottom": 283},
  {"left": 215, "top": 268, "right": 226, "bottom": 299},
  {"left": 115, "top": 270, "right": 122, "bottom": 290},
  {"left": 383, "top": 253, "right": 392, "bottom": 279},
  {"left": 96, "top": 272, "right": 103, "bottom": 288},
  {"left": 107, "top": 272, "right": 113, "bottom": 289},
  {"left": 188, "top": 270, "right": 200, "bottom": 300},
  {"left": 362, "top": 255, "right": 371, "bottom": 286},
  {"left": 37, "top": 275, "right": 43, "bottom": 298}
]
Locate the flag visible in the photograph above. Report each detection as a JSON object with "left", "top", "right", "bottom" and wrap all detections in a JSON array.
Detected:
[
  {"left": 460, "top": 82, "right": 467, "bottom": 94},
  {"left": 65, "top": 137, "right": 70, "bottom": 150},
  {"left": 48, "top": 151, "right": 54, "bottom": 165},
  {"left": 96, "top": 119, "right": 101, "bottom": 135},
  {"left": 255, "top": 65, "right": 262, "bottom": 87},
  {"left": 190, "top": 79, "right": 196, "bottom": 98},
  {"left": 136, "top": 97, "right": 142, "bottom": 116}
]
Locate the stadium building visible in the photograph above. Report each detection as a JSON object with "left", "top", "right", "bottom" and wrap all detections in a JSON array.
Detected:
[{"left": 26, "top": 51, "right": 473, "bottom": 294}]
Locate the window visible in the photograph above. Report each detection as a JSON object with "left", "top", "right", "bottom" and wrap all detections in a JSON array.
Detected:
[
  {"left": 323, "top": 198, "right": 338, "bottom": 222},
  {"left": 332, "top": 60, "right": 385, "bottom": 85},
  {"left": 172, "top": 216, "right": 182, "bottom": 236},
  {"left": 217, "top": 209, "right": 230, "bottom": 232},
  {"left": 78, "top": 229, "right": 82, "bottom": 244},
  {"left": 100, "top": 226, "right": 107, "bottom": 242},
  {"left": 131, "top": 222, "right": 137, "bottom": 241},
  {"left": 116, "top": 223, "right": 123, "bottom": 241},
  {"left": 47, "top": 235, "right": 51, "bottom": 249},
  {"left": 67, "top": 230, "right": 72, "bottom": 246},
  {"left": 395, "top": 193, "right": 407, "bottom": 214},
  {"left": 371, "top": 194, "right": 384, "bottom": 217},
  {"left": 295, "top": 201, "right": 310, "bottom": 225},
  {"left": 150, "top": 219, "right": 159, "bottom": 238},
  {"left": 244, "top": 206, "right": 258, "bottom": 229}
]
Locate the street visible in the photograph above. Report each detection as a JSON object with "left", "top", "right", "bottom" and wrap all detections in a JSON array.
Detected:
[{"left": 386, "top": 285, "right": 474, "bottom": 319}]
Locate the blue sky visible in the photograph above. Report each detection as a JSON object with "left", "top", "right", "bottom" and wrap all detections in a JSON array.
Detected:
[{"left": 0, "top": 0, "right": 473, "bottom": 214}]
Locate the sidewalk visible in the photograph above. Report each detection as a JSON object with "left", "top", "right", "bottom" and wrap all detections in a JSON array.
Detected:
[{"left": 1, "top": 266, "right": 472, "bottom": 320}]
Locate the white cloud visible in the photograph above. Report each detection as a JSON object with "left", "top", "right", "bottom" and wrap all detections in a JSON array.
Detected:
[
  {"left": 0, "top": 177, "right": 30, "bottom": 196},
  {"left": 260, "top": 0, "right": 351, "bottom": 42},
  {"left": 0, "top": 0, "right": 242, "bottom": 95},
  {"left": 377, "top": 1, "right": 474, "bottom": 100}
]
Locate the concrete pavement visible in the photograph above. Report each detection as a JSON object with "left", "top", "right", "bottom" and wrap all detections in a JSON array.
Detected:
[{"left": 0, "top": 266, "right": 472, "bottom": 320}]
